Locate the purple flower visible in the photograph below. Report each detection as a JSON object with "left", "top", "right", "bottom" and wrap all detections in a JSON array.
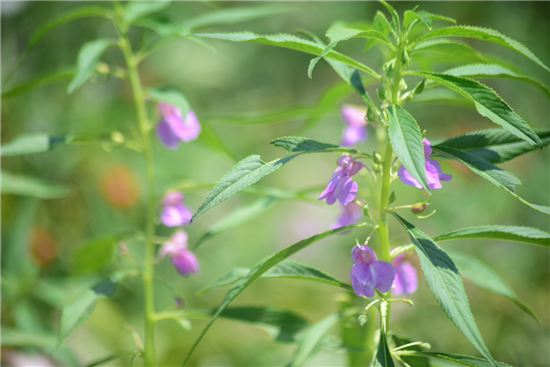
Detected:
[
  {"left": 350, "top": 244, "right": 395, "bottom": 297},
  {"left": 392, "top": 253, "right": 418, "bottom": 295},
  {"left": 332, "top": 202, "right": 363, "bottom": 230},
  {"left": 156, "top": 102, "right": 201, "bottom": 149},
  {"left": 341, "top": 104, "right": 369, "bottom": 147},
  {"left": 319, "top": 155, "right": 365, "bottom": 206},
  {"left": 159, "top": 230, "right": 199, "bottom": 276},
  {"left": 398, "top": 138, "right": 452, "bottom": 190},
  {"left": 161, "top": 191, "right": 192, "bottom": 227}
]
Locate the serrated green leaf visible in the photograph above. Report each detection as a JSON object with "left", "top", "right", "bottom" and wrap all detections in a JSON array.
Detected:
[
  {"left": 148, "top": 86, "right": 190, "bottom": 117},
  {"left": 443, "top": 64, "right": 550, "bottom": 98},
  {"left": 387, "top": 105, "right": 429, "bottom": 192},
  {"left": 433, "top": 225, "right": 550, "bottom": 247},
  {"left": 392, "top": 334, "right": 431, "bottom": 367},
  {"left": 411, "top": 39, "right": 486, "bottom": 64},
  {"left": 287, "top": 314, "right": 339, "bottom": 367},
  {"left": 391, "top": 212, "right": 497, "bottom": 367},
  {"left": 2, "top": 68, "right": 75, "bottom": 99},
  {"left": 408, "top": 71, "right": 541, "bottom": 146},
  {"left": 197, "top": 260, "right": 353, "bottom": 295},
  {"left": 410, "top": 87, "right": 473, "bottom": 108},
  {"left": 67, "top": 39, "right": 115, "bottom": 94},
  {"left": 423, "top": 12, "right": 456, "bottom": 24},
  {"left": 191, "top": 154, "right": 300, "bottom": 222},
  {"left": 192, "top": 32, "right": 380, "bottom": 79},
  {"left": 194, "top": 197, "right": 278, "bottom": 249},
  {"left": 434, "top": 146, "right": 550, "bottom": 214},
  {"left": 72, "top": 237, "right": 118, "bottom": 276},
  {"left": 364, "top": 11, "right": 394, "bottom": 51},
  {"left": 434, "top": 128, "right": 550, "bottom": 164},
  {"left": 379, "top": 1, "right": 400, "bottom": 35},
  {"left": 123, "top": 1, "right": 171, "bottom": 24},
  {"left": 270, "top": 136, "right": 372, "bottom": 157},
  {"left": 374, "top": 330, "right": 395, "bottom": 367},
  {"left": 309, "top": 27, "right": 392, "bottom": 78},
  {"left": 446, "top": 250, "right": 539, "bottom": 323},
  {"left": 404, "top": 10, "right": 431, "bottom": 31},
  {"left": 181, "top": 223, "right": 367, "bottom": 366},
  {"left": 412, "top": 26, "right": 550, "bottom": 73},
  {"left": 396, "top": 352, "right": 513, "bottom": 367},
  {"left": 1, "top": 171, "right": 73, "bottom": 199}
]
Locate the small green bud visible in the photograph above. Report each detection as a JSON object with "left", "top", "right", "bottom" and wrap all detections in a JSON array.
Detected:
[
  {"left": 377, "top": 85, "right": 387, "bottom": 102},
  {"left": 401, "top": 49, "right": 411, "bottom": 65},
  {"left": 366, "top": 108, "right": 377, "bottom": 122},
  {"left": 388, "top": 191, "right": 396, "bottom": 205},
  {"left": 399, "top": 79, "right": 408, "bottom": 91},
  {"left": 358, "top": 314, "right": 368, "bottom": 327},
  {"left": 411, "top": 202, "right": 429, "bottom": 215},
  {"left": 373, "top": 153, "right": 382, "bottom": 165},
  {"left": 414, "top": 79, "right": 427, "bottom": 95},
  {"left": 111, "top": 131, "right": 125, "bottom": 144}
]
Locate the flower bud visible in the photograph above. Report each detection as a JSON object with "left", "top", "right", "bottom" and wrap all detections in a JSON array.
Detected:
[
  {"left": 358, "top": 314, "right": 368, "bottom": 327},
  {"left": 411, "top": 202, "right": 429, "bottom": 215}
]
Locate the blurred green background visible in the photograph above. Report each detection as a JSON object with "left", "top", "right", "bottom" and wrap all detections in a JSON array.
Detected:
[{"left": 1, "top": 1, "right": 549, "bottom": 366}]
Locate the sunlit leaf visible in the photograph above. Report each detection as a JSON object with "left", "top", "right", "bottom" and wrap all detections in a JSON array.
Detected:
[
  {"left": 391, "top": 213, "right": 497, "bottom": 367},
  {"left": 123, "top": 1, "right": 171, "bottom": 24},
  {"left": 181, "top": 223, "right": 367, "bottom": 365},
  {"left": 404, "top": 10, "right": 431, "bottom": 31},
  {"left": 446, "top": 250, "right": 539, "bottom": 323},
  {"left": 1, "top": 171, "right": 72, "bottom": 199},
  {"left": 67, "top": 39, "right": 115, "bottom": 94},
  {"left": 387, "top": 105, "right": 429, "bottom": 192},
  {"left": 379, "top": 0, "right": 400, "bottom": 35},
  {"left": 434, "top": 225, "right": 550, "bottom": 247},
  {"left": 411, "top": 39, "right": 486, "bottom": 64}
]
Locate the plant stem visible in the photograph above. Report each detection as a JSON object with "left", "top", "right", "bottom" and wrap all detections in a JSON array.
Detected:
[{"left": 120, "top": 36, "right": 157, "bottom": 366}]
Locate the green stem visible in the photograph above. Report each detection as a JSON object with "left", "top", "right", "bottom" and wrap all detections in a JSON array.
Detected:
[{"left": 119, "top": 35, "right": 157, "bottom": 366}]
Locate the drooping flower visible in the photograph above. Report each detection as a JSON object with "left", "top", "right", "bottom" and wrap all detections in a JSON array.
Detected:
[
  {"left": 159, "top": 230, "right": 199, "bottom": 276},
  {"left": 332, "top": 202, "right": 363, "bottom": 230},
  {"left": 397, "top": 138, "right": 452, "bottom": 190},
  {"left": 319, "top": 155, "right": 365, "bottom": 206},
  {"left": 350, "top": 244, "right": 395, "bottom": 298},
  {"left": 161, "top": 191, "right": 192, "bottom": 227},
  {"left": 392, "top": 253, "right": 418, "bottom": 295},
  {"left": 341, "top": 104, "right": 369, "bottom": 147},
  {"left": 156, "top": 102, "right": 201, "bottom": 149}
]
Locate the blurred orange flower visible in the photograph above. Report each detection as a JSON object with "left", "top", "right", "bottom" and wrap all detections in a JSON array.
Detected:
[{"left": 99, "top": 165, "right": 139, "bottom": 208}]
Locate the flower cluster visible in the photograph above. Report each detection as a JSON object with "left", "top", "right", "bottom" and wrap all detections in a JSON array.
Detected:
[
  {"left": 349, "top": 244, "right": 395, "bottom": 298},
  {"left": 340, "top": 104, "right": 369, "bottom": 147},
  {"left": 156, "top": 102, "right": 201, "bottom": 149},
  {"left": 319, "top": 155, "right": 365, "bottom": 206},
  {"left": 398, "top": 138, "right": 452, "bottom": 190}
]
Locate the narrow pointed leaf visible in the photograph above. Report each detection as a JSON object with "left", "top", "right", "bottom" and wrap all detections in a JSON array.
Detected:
[
  {"left": 434, "top": 146, "right": 550, "bottom": 214},
  {"left": 434, "top": 128, "right": 550, "bottom": 164},
  {"left": 433, "top": 225, "right": 550, "bottom": 247},
  {"left": 374, "top": 331, "right": 395, "bottom": 367},
  {"left": 123, "top": 1, "right": 171, "bottom": 24},
  {"left": 2, "top": 68, "right": 75, "bottom": 98},
  {"left": 192, "top": 32, "right": 380, "bottom": 79},
  {"left": 446, "top": 250, "right": 539, "bottom": 323},
  {"left": 387, "top": 105, "right": 429, "bottom": 192},
  {"left": 197, "top": 260, "right": 353, "bottom": 295},
  {"left": 411, "top": 39, "right": 486, "bottom": 64},
  {"left": 271, "top": 136, "right": 372, "bottom": 157},
  {"left": 392, "top": 335, "right": 431, "bottom": 367},
  {"left": 287, "top": 314, "right": 339, "bottom": 367},
  {"left": 67, "top": 39, "right": 115, "bottom": 94},
  {"left": 404, "top": 10, "right": 431, "bottom": 31},
  {"left": 364, "top": 11, "right": 394, "bottom": 51},
  {"left": 379, "top": 0, "right": 400, "bottom": 34},
  {"left": 1, "top": 171, "right": 72, "bottom": 199},
  {"left": 424, "top": 13, "right": 456, "bottom": 24},
  {"left": 391, "top": 212, "right": 497, "bottom": 367},
  {"left": 408, "top": 71, "right": 541, "bottom": 146},
  {"left": 181, "top": 224, "right": 366, "bottom": 366},
  {"left": 412, "top": 26, "right": 550, "bottom": 72},
  {"left": 396, "top": 352, "right": 513, "bottom": 367},
  {"left": 194, "top": 197, "right": 279, "bottom": 249},
  {"left": 443, "top": 64, "right": 550, "bottom": 98}
]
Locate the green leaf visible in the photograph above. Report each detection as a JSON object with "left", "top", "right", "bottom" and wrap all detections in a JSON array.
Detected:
[
  {"left": 29, "top": 6, "right": 112, "bottom": 49},
  {"left": 287, "top": 314, "right": 339, "bottom": 367},
  {"left": 434, "top": 146, "right": 550, "bottom": 214},
  {"left": 391, "top": 334, "right": 431, "bottom": 367},
  {"left": 364, "top": 11, "right": 394, "bottom": 51},
  {"left": 148, "top": 86, "right": 190, "bottom": 116},
  {"left": 183, "top": 5, "right": 296, "bottom": 33},
  {"left": 374, "top": 330, "right": 395, "bottom": 367},
  {"left": 72, "top": 237, "right": 118, "bottom": 276},
  {"left": 191, "top": 154, "right": 302, "bottom": 221},
  {"left": 410, "top": 88, "right": 473, "bottom": 108},
  {"left": 181, "top": 223, "right": 367, "bottom": 365},
  {"left": 197, "top": 124, "right": 238, "bottom": 162},
  {"left": 387, "top": 105, "right": 429, "bottom": 192},
  {"left": 1, "top": 171, "right": 73, "bottom": 199},
  {"left": 408, "top": 71, "right": 541, "bottom": 146},
  {"left": 2, "top": 68, "right": 75, "bottom": 99},
  {"left": 123, "top": 1, "right": 171, "bottom": 24},
  {"left": 67, "top": 39, "right": 115, "bottom": 94},
  {"left": 1, "top": 133, "right": 63, "bottom": 156},
  {"left": 411, "top": 39, "right": 486, "bottom": 64},
  {"left": 379, "top": 0, "right": 400, "bottom": 35},
  {"left": 271, "top": 136, "right": 372, "bottom": 157},
  {"left": 443, "top": 64, "right": 550, "bottom": 98},
  {"left": 433, "top": 225, "right": 550, "bottom": 247},
  {"left": 404, "top": 10, "right": 431, "bottom": 31},
  {"left": 192, "top": 32, "right": 380, "bottom": 79},
  {"left": 309, "top": 27, "right": 392, "bottom": 78},
  {"left": 412, "top": 26, "right": 550, "bottom": 73},
  {"left": 446, "top": 250, "right": 539, "bottom": 323},
  {"left": 396, "top": 352, "right": 513, "bottom": 367},
  {"left": 194, "top": 197, "right": 279, "bottom": 249},
  {"left": 434, "top": 128, "right": 550, "bottom": 164},
  {"left": 423, "top": 12, "right": 456, "bottom": 24},
  {"left": 1, "top": 328, "right": 57, "bottom": 349},
  {"left": 85, "top": 351, "right": 136, "bottom": 367},
  {"left": 391, "top": 212, "right": 497, "bottom": 367},
  {"left": 197, "top": 260, "right": 353, "bottom": 295},
  {"left": 201, "top": 306, "right": 309, "bottom": 343}
]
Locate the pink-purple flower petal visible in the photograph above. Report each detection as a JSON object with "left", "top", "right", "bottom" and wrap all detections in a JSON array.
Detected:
[
  {"left": 160, "top": 191, "right": 192, "bottom": 227},
  {"left": 319, "top": 155, "right": 364, "bottom": 206},
  {"left": 392, "top": 253, "right": 418, "bottom": 295},
  {"left": 332, "top": 202, "right": 363, "bottom": 229},
  {"left": 349, "top": 243, "right": 395, "bottom": 298},
  {"left": 156, "top": 102, "right": 201, "bottom": 149}
]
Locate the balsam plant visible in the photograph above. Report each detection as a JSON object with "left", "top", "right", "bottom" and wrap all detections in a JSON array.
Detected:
[
  {"left": 1, "top": 1, "right": 549, "bottom": 367},
  {"left": 179, "top": 2, "right": 550, "bottom": 367}
]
